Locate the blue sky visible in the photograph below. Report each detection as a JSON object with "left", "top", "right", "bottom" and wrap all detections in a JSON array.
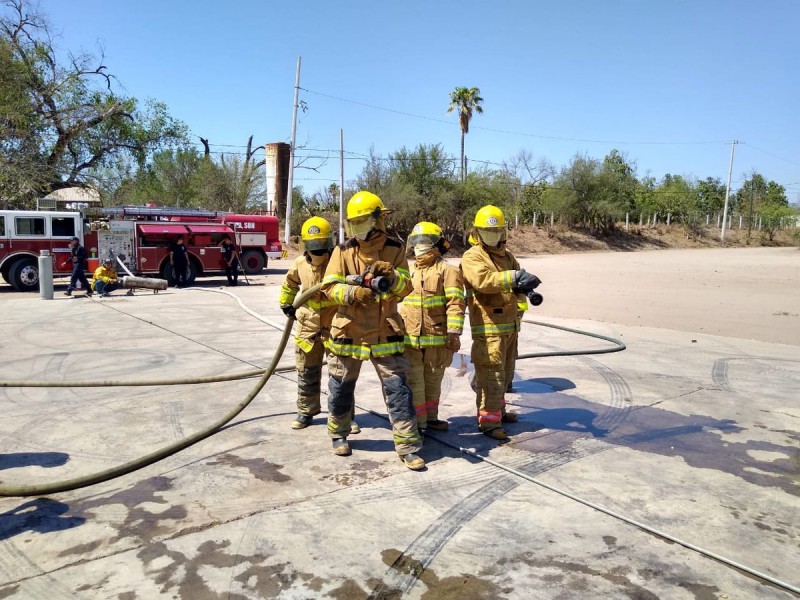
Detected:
[{"left": 38, "top": 0, "right": 800, "bottom": 200}]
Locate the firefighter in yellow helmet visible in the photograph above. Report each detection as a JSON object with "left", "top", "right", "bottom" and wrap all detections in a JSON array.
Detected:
[
  {"left": 279, "top": 216, "right": 352, "bottom": 431},
  {"left": 460, "top": 205, "right": 541, "bottom": 440},
  {"left": 321, "top": 191, "right": 424, "bottom": 470},
  {"left": 400, "top": 222, "right": 465, "bottom": 431}
]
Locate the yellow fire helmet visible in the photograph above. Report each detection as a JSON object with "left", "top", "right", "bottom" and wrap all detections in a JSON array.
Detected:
[
  {"left": 345, "top": 191, "right": 391, "bottom": 240},
  {"left": 408, "top": 221, "right": 451, "bottom": 254},
  {"left": 473, "top": 204, "right": 507, "bottom": 247},
  {"left": 346, "top": 191, "right": 387, "bottom": 220},
  {"left": 300, "top": 216, "right": 335, "bottom": 252},
  {"left": 473, "top": 205, "right": 506, "bottom": 228}
]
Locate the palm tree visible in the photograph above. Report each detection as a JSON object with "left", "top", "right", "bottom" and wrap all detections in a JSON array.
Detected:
[{"left": 447, "top": 87, "right": 484, "bottom": 182}]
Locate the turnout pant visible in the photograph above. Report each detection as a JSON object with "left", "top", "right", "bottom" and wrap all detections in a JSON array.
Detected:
[
  {"left": 406, "top": 346, "right": 453, "bottom": 427},
  {"left": 471, "top": 332, "right": 517, "bottom": 432},
  {"left": 327, "top": 353, "right": 421, "bottom": 455},
  {"left": 295, "top": 338, "right": 325, "bottom": 416}
]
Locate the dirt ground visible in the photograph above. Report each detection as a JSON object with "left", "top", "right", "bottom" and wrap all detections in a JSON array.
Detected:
[{"left": 516, "top": 246, "right": 800, "bottom": 346}]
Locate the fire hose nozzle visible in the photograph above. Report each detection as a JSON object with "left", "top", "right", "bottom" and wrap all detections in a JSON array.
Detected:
[{"left": 345, "top": 273, "right": 392, "bottom": 294}]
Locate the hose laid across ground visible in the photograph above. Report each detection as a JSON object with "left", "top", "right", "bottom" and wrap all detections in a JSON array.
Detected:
[
  {"left": 0, "top": 284, "right": 321, "bottom": 497},
  {"left": 1, "top": 287, "right": 796, "bottom": 594}
]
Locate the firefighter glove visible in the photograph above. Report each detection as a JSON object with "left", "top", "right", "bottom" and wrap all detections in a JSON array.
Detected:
[
  {"left": 281, "top": 304, "right": 296, "bottom": 319},
  {"left": 514, "top": 269, "right": 541, "bottom": 292},
  {"left": 370, "top": 261, "right": 394, "bottom": 277},
  {"left": 351, "top": 286, "right": 376, "bottom": 305},
  {"left": 445, "top": 333, "right": 461, "bottom": 353}
]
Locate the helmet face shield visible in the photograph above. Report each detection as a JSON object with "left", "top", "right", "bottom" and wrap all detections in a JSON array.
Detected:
[
  {"left": 345, "top": 215, "right": 375, "bottom": 240},
  {"left": 407, "top": 233, "right": 441, "bottom": 249},
  {"left": 301, "top": 236, "right": 335, "bottom": 253},
  {"left": 477, "top": 227, "right": 506, "bottom": 247}
]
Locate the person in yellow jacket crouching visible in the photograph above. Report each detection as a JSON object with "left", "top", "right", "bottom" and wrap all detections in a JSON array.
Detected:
[
  {"left": 322, "top": 191, "right": 425, "bottom": 470},
  {"left": 279, "top": 217, "right": 346, "bottom": 431},
  {"left": 91, "top": 258, "right": 119, "bottom": 296},
  {"left": 401, "top": 222, "right": 465, "bottom": 432},
  {"left": 460, "top": 205, "right": 541, "bottom": 441}
]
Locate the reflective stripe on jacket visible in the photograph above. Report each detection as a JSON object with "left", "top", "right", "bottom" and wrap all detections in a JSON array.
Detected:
[
  {"left": 460, "top": 244, "right": 528, "bottom": 336},
  {"left": 279, "top": 255, "right": 337, "bottom": 352},
  {"left": 400, "top": 251, "right": 465, "bottom": 348},
  {"left": 321, "top": 233, "right": 412, "bottom": 359}
]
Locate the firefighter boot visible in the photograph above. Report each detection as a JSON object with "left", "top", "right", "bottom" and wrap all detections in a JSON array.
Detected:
[
  {"left": 332, "top": 438, "right": 351, "bottom": 456},
  {"left": 483, "top": 427, "right": 509, "bottom": 441},
  {"left": 292, "top": 413, "right": 313, "bottom": 430},
  {"left": 350, "top": 422, "right": 361, "bottom": 435},
  {"left": 501, "top": 412, "right": 519, "bottom": 423},
  {"left": 399, "top": 453, "right": 425, "bottom": 470},
  {"left": 426, "top": 419, "right": 449, "bottom": 431}
]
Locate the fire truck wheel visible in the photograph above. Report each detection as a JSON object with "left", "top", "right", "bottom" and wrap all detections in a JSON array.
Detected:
[
  {"left": 241, "top": 250, "right": 265, "bottom": 274},
  {"left": 9, "top": 258, "right": 39, "bottom": 292},
  {"left": 185, "top": 261, "right": 198, "bottom": 284}
]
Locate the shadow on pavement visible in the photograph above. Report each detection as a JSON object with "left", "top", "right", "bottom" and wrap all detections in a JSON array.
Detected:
[{"left": 0, "top": 498, "right": 85, "bottom": 541}]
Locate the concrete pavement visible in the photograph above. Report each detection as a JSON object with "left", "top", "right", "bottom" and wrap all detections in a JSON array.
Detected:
[{"left": 0, "top": 249, "right": 798, "bottom": 599}]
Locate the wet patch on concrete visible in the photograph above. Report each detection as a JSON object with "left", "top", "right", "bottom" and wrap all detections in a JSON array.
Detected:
[
  {"left": 59, "top": 538, "right": 103, "bottom": 557},
  {"left": 138, "top": 539, "right": 260, "bottom": 599},
  {"left": 501, "top": 554, "right": 660, "bottom": 599},
  {"left": 327, "top": 579, "right": 369, "bottom": 599},
  {"left": 602, "top": 535, "right": 617, "bottom": 549},
  {"left": 205, "top": 453, "right": 291, "bottom": 483},
  {"left": 501, "top": 553, "right": 726, "bottom": 600},
  {"left": 322, "top": 460, "right": 391, "bottom": 487},
  {"left": 72, "top": 476, "right": 188, "bottom": 544},
  {"left": 510, "top": 393, "right": 800, "bottom": 495},
  {"left": 75, "top": 574, "right": 110, "bottom": 593},
  {"left": 375, "top": 549, "right": 503, "bottom": 600},
  {"left": 117, "top": 592, "right": 137, "bottom": 600},
  {"left": 677, "top": 582, "right": 724, "bottom": 600},
  {"left": 0, "top": 584, "right": 19, "bottom": 599}
]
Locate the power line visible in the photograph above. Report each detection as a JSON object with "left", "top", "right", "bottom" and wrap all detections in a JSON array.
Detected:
[
  {"left": 300, "top": 87, "right": 732, "bottom": 146},
  {"left": 742, "top": 143, "right": 800, "bottom": 170}
]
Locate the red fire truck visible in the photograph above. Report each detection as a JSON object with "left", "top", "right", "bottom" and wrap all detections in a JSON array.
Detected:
[{"left": 0, "top": 207, "right": 284, "bottom": 291}]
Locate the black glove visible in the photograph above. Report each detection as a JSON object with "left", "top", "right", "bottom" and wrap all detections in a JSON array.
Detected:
[
  {"left": 514, "top": 269, "right": 542, "bottom": 292},
  {"left": 281, "top": 304, "right": 296, "bottom": 319}
]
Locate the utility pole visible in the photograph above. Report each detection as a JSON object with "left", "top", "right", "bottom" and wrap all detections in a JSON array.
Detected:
[
  {"left": 284, "top": 56, "right": 301, "bottom": 244},
  {"left": 720, "top": 140, "right": 737, "bottom": 243},
  {"left": 339, "top": 129, "right": 345, "bottom": 243}
]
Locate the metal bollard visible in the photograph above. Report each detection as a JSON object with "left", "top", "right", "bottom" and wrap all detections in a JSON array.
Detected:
[{"left": 38, "top": 250, "right": 54, "bottom": 300}]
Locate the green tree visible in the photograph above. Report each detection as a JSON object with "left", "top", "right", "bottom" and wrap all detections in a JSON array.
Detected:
[
  {"left": 549, "top": 154, "right": 628, "bottom": 233},
  {"left": 601, "top": 149, "right": 638, "bottom": 215},
  {"left": 696, "top": 177, "right": 726, "bottom": 217},
  {"left": 447, "top": 86, "right": 483, "bottom": 182},
  {"left": 655, "top": 174, "right": 696, "bottom": 225},
  {"left": 0, "top": 0, "right": 187, "bottom": 207}
]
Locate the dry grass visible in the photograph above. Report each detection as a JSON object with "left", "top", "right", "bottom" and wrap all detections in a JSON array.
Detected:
[{"left": 279, "top": 225, "right": 799, "bottom": 261}]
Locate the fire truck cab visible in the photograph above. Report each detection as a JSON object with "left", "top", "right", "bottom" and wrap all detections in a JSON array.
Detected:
[
  {"left": 0, "top": 207, "right": 284, "bottom": 291},
  {"left": 0, "top": 210, "right": 83, "bottom": 292}
]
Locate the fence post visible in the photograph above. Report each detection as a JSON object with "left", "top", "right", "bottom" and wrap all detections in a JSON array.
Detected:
[
  {"left": 706, "top": 214, "right": 710, "bottom": 226},
  {"left": 667, "top": 212, "right": 671, "bottom": 226},
  {"left": 550, "top": 213, "right": 554, "bottom": 226},
  {"left": 625, "top": 212, "right": 629, "bottom": 231}
]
